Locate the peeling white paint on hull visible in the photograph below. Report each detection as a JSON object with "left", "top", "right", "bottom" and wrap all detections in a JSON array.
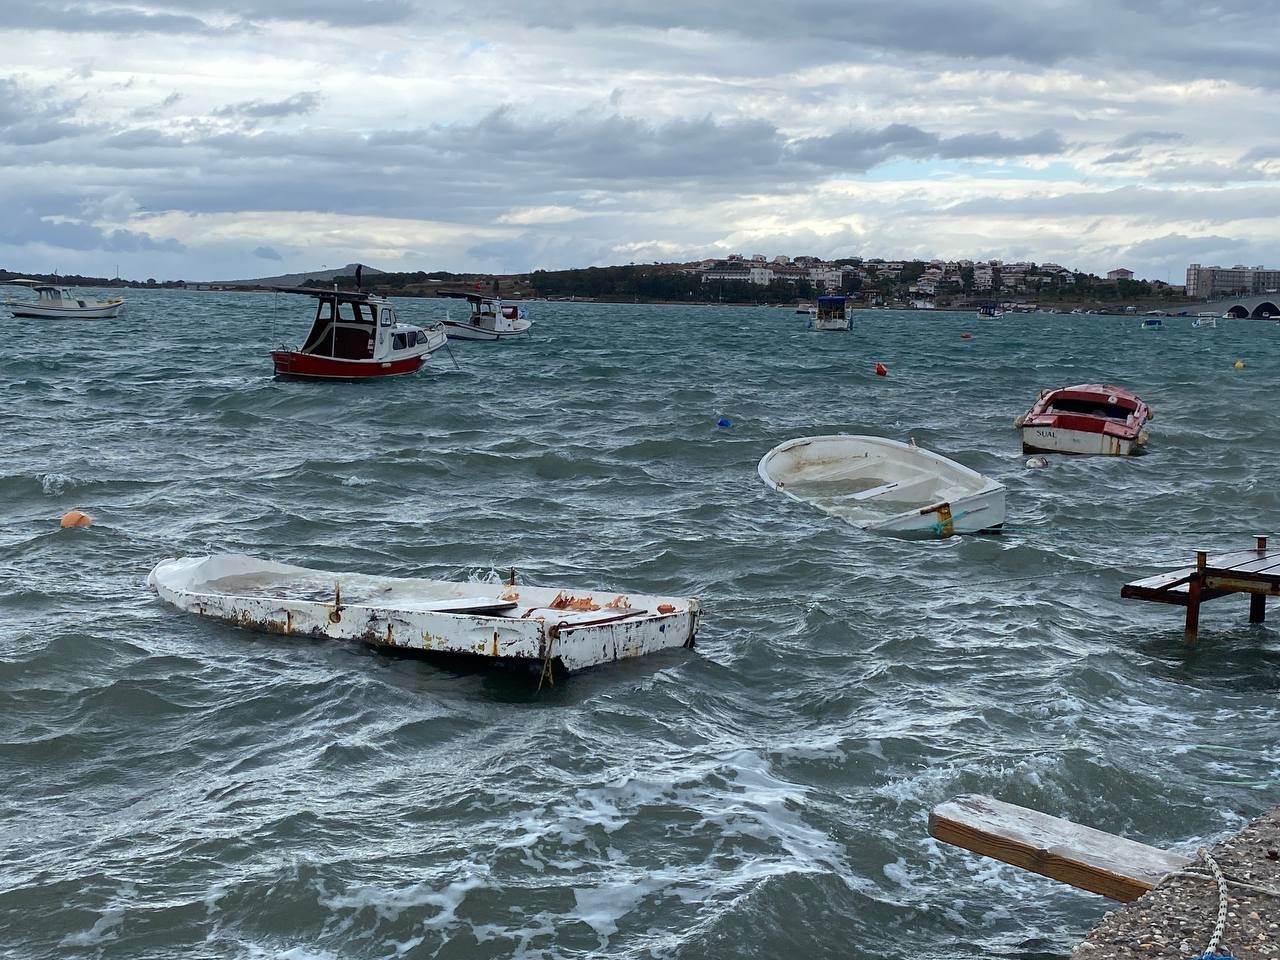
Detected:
[{"left": 148, "top": 554, "right": 700, "bottom": 674}]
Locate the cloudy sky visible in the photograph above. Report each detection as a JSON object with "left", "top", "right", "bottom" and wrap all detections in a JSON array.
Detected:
[{"left": 3, "top": 0, "right": 1279, "bottom": 282}]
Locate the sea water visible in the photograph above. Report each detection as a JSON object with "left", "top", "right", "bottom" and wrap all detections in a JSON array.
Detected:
[{"left": 2, "top": 292, "right": 1279, "bottom": 959}]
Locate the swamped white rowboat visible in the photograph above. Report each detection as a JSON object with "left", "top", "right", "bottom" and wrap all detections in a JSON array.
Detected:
[
  {"left": 758, "top": 435, "right": 1005, "bottom": 536},
  {"left": 148, "top": 554, "right": 700, "bottom": 674}
]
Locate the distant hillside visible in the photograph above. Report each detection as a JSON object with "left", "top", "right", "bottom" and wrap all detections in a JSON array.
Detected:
[{"left": 218, "top": 263, "right": 386, "bottom": 287}]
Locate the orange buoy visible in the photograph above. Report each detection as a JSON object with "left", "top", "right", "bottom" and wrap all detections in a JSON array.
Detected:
[
  {"left": 60, "top": 510, "right": 93, "bottom": 528},
  {"left": 874, "top": 362, "right": 888, "bottom": 377},
  {"left": 960, "top": 332, "right": 973, "bottom": 340}
]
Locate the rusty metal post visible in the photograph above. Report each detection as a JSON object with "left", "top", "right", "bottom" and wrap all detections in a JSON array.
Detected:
[
  {"left": 1184, "top": 550, "right": 1207, "bottom": 645},
  {"left": 1251, "top": 536, "right": 1268, "bottom": 623}
]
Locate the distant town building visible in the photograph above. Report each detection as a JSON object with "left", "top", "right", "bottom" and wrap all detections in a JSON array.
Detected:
[
  {"left": 1185, "top": 263, "right": 1280, "bottom": 298},
  {"left": 1107, "top": 267, "right": 1135, "bottom": 281}
]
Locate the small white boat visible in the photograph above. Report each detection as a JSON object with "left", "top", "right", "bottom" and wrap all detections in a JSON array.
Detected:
[
  {"left": 806, "top": 295, "right": 851, "bottom": 332},
  {"left": 438, "top": 291, "right": 532, "bottom": 341},
  {"left": 1191, "top": 316, "right": 1217, "bottom": 329},
  {"left": 757, "top": 435, "right": 1005, "bottom": 536},
  {"left": 1140, "top": 317, "right": 1163, "bottom": 329},
  {"left": 3, "top": 279, "right": 125, "bottom": 319},
  {"left": 148, "top": 554, "right": 699, "bottom": 675}
]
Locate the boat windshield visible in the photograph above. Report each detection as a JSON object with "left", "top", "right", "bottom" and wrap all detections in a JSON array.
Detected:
[{"left": 301, "top": 297, "right": 376, "bottom": 359}]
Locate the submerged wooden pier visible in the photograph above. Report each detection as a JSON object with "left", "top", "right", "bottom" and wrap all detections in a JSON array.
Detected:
[{"left": 1121, "top": 534, "right": 1279, "bottom": 643}]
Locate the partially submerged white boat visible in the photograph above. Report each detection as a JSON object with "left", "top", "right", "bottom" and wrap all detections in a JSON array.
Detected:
[
  {"left": 3, "top": 279, "right": 125, "bottom": 319},
  {"left": 757, "top": 435, "right": 1005, "bottom": 536},
  {"left": 148, "top": 554, "right": 699, "bottom": 675}
]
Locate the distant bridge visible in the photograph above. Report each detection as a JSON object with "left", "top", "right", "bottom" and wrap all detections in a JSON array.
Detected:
[{"left": 1196, "top": 294, "right": 1279, "bottom": 319}]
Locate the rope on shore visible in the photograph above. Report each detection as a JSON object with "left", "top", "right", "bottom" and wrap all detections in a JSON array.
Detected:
[{"left": 1193, "top": 846, "right": 1231, "bottom": 959}]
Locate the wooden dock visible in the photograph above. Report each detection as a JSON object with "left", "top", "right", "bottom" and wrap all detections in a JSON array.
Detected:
[{"left": 1121, "top": 534, "right": 1279, "bottom": 643}]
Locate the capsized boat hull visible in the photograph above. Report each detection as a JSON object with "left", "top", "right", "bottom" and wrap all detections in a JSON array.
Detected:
[
  {"left": 757, "top": 435, "right": 1005, "bottom": 536},
  {"left": 270, "top": 350, "right": 426, "bottom": 380},
  {"left": 148, "top": 555, "right": 700, "bottom": 674},
  {"left": 442, "top": 318, "right": 532, "bottom": 341}
]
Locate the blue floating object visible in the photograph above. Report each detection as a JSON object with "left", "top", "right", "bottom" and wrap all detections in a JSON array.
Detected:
[{"left": 717, "top": 417, "right": 732, "bottom": 428}]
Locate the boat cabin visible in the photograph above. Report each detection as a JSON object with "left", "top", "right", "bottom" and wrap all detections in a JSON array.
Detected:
[
  {"left": 33, "top": 286, "right": 83, "bottom": 307},
  {"left": 815, "top": 295, "right": 848, "bottom": 322},
  {"left": 286, "top": 288, "right": 432, "bottom": 361}
]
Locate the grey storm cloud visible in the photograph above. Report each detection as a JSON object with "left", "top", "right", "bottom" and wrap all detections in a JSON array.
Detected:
[
  {"left": 46, "top": 111, "right": 1064, "bottom": 223},
  {"left": 3, "top": 0, "right": 417, "bottom": 34},
  {"left": 947, "top": 185, "right": 1280, "bottom": 225},
  {"left": 793, "top": 124, "right": 1065, "bottom": 172},
  {"left": 448, "top": 0, "right": 1280, "bottom": 84},
  {"left": 1096, "top": 150, "right": 1140, "bottom": 165},
  {"left": 3, "top": 0, "right": 215, "bottom": 35},
  {"left": 0, "top": 201, "right": 184, "bottom": 252},
  {"left": 252, "top": 245, "right": 283, "bottom": 260},
  {"left": 0, "top": 78, "right": 88, "bottom": 145},
  {"left": 1114, "top": 131, "right": 1186, "bottom": 149},
  {"left": 213, "top": 91, "right": 322, "bottom": 119}
]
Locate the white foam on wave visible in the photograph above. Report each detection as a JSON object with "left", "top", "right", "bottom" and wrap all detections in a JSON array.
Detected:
[
  {"left": 318, "top": 869, "right": 489, "bottom": 930},
  {"left": 58, "top": 882, "right": 135, "bottom": 947},
  {"left": 39, "top": 472, "right": 78, "bottom": 495},
  {"left": 497, "top": 746, "right": 871, "bottom": 951},
  {"left": 340, "top": 476, "right": 374, "bottom": 486},
  {"left": 572, "top": 875, "right": 667, "bottom": 942}
]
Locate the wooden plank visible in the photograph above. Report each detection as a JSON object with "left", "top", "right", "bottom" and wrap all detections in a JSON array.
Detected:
[
  {"left": 1121, "top": 567, "right": 1229, "bottom": 606},
  {"left": 1202, "top": 548, "right": 1277, "bottom": 570},
  {"left": 523, "top": 608, "right": 652, "bottom": 628},
  {"left": 1123, "top": 567, "right": 1195, "bottom": 592},
  {"left": 399, "top": 597, "right": 520, "bottom": 615},
  {"left": 1213, "top": 556, "right": 1280, "bottom": 577},
  {"left": 929, "top": 794, "right": 1190, "bottom": 902},
  {"left": 1204, "top": 572, "right": 1280, "bottom": 593}
]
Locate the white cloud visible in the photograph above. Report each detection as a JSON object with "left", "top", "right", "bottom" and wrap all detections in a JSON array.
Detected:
[{"left": 2, "top": 2, "right": 1280, "bottom": 281}]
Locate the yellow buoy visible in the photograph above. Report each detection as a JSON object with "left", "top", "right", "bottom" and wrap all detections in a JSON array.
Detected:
[
  {"left": 1234, "top": 359, "right": 1245, "bottom": 369},
  {"left": 60, "top": 510, "right": 93, "bottom": 528}
]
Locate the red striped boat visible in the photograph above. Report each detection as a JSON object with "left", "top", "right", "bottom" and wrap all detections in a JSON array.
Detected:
[
  {"left": 1016, "top": 383, "right": 1152, "bottom": 456},
  {"left": 270, "top": 286, "right": 446, "bottom": 381}
]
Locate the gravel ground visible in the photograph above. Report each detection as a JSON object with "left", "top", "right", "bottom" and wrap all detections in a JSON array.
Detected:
[{"left": 1073, "top": 807, "right": 1280, "bottom": 960}]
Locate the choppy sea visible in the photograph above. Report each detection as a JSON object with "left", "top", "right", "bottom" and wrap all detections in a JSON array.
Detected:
[{"left": 2, "top": 290, "right": 1279, "bottom": 960}]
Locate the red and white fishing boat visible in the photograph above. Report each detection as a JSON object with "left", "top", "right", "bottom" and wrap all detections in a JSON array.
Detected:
[
  {"left": 438, "top": 291, "right": 532, "bottom": 341},
  {"left": 1015, "top": 383, "right": 1152, "bottom": 456},
  {"left": 269, "top": 286, "right": 447, "bottom": 380}
]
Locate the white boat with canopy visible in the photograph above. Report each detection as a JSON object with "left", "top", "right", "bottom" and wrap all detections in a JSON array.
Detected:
[
  {"left": 807, "top": 295, "right": 851, "bottom": 331},
  {"left": 148, "top": 554, "right": 700, "bottom": 675},
  {"left": 3, "top": 279, "right": 125, "bottom": 319},
  {"left": 438, "top": 291, "right": 532, "bottom": 341},
  {"left": 757, "top": 435, "right": 1005, "bottom": 536}
]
